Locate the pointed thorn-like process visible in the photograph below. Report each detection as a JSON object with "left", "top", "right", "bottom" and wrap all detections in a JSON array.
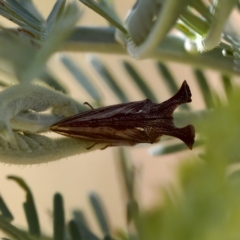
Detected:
[
  {"left": 172, "top": 80, "right": 192, "bottom": 104},
  {"left": 175, "top": 125, "right": 195, "bottom": 150}
]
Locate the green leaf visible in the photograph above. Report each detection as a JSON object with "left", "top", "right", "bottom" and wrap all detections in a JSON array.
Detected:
[
  {"left": 179, "top": 8, "right": 209, "bottom": 36},
  {"left": 0, "top": 0, "right": 43, "bottom": 35},
  {"left": 189, "top": 0, "right": 212, "bottom": 23},
  {"left": 89, "top": 193, "right": 111, "bottom": 236},
  {"left": 174, "top": 110, "right": 209, "bottom": 128},
  {"left": 0, "top": 195, "right": 13, "bottom": 221},
  {"left": 0, "top": 1, "right": 80, "bottom": 83},
  {"left": 0, "top": 215, "right": 33, "bottom": 240},
  {"left": 68, "top": 220, "right": 82, "bottom": 240},
  {"left": 61, "top": 55, "right": 102, "bottom": 102},
  {"left": 221, "top": 74, "right": 233, "bottom": 98},
  {"left": 149, "top": 142, "right": 189, "bottom": 155},
  {"left": 122, "top": 61, "right": 158, "bottom": 102},
  {"left": 228, "top": 169, "right": 240, "bottom": 185},
  {"left": 114, "top": 230, "right": 130, "bottom": 240},
  {"left": 46, "top": 0, "right": 65, "bottom": 34},
  {"left": 156, "top": 62, "right": 179, "bottom": 94},
  {"left": 198, "top": 85, "right": 240, "bottom": 164},
  {"left": 103, "top": 235, "right": 115, "bottom": 240},
  {"left": 90, "top": 56, "right": 129, "bottom": 102},
  {"left": 53, "top": 193, "right": 65, "bottom": 240},
  {"left": 149, "top": 139, "right": 203, "bottom": 156},
  {"left": 117, "top": 148, "right": 135, "bottom": 200},
  {"left": 117, "top": 149, "right": 141, "bottom": 236},
  {"left": 193, "top": 69, "right": 213, "bottom": 108},
  {"left": 126, "top": 200, "right": 139, "bottom": 225},
  {"left": 72, "top": 211, "right": 100, "bottom": 240},
  {"left": 39, "top": 70, "right": 69, "bottom": 94},
  {"left": 7, "top": 175, "right": 41, "bottom": 237},
  {"left": 16, "top": 0, "right": 43, "bottom": 22},
  {"left": 78, "top": 0, "right": 127, "bottom": 34},
  {"left": 72, "top": 210, "right": 89, "bottom": 229}
]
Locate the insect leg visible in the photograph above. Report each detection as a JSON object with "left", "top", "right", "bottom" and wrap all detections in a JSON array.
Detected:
[
  {"left": 84, "top": 102, "right": 94, "bottom": 110},
  {"left": 86, "top": 143, "right": 110, "bottom": 150},
  {"left": 101, "top": 145, "right": 110, "bottom": 150},
  {"left": 86, "top": 142, "right": 97, "bottom": 150}
]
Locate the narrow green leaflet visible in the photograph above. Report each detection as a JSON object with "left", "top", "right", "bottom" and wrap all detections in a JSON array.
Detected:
[
  {"left": 46, "top": 0, "right": 65, "bottom": 34},
  {"left": 72, "top": 210, "right": 101, "bottom": 240},
  {"left": 179, "top": 9, "right": 209, "bottom": 36},
  {"left": 26, "top": 1, "right": 81, "bottom": 82},
  {"left": 0, "top": 195, "right": 13, "bottom": 221},
  {"left": 53, "top": 193, "right": 65, "bottom": 240},
  {"left": 16, "top": 0, "right": 43, "bottom": 21},
  {"left": 79, "top": 0, "right": 127, "bottom": 34},
  {"left": 68, "top": 220, "right": 82, "bottom": 240},
  {"left": 0, "top": 0, "right": 80, "bottom": 83},
  {"left": 221, "top": 74, "right": 233, "bottom": 98},
  {"left": 90, "top": 56, "right": 129, "bottom": 102},
  {"left": 149, "top": 139, "right": 203, "bottom": 156},
  {"left": 72, "top": 210, "right": 90, "bottom": 229},
  {"left": 156, "top": 62, "right": 180, "bottom": 94},
  {"left": 174, "top": 110, "right": 210, "bottom": 127},
  {"left": 188, "top": 0, "right": 212, "bottom": 22},
  {"left": 39, "top": 70, "right": 69, "bottom": 94},
  {"left": 193, "top": 69, "right": 213, "bottom": 108},
  {"left": 61, "top": 55, "right": 102, "bottom": 102},
  {"left": 7, "top": 175, "right": 41, "bottom": 237},
  {"left": 103, "top": 235, "right": 115, "bottom": 240},
  {"left": 89, "top": 193, "right": 111, "bottom": 236},
  {"left": 117, "top": 149, "right": 140, "bottom": 236},
  {"left": 0, "top": 0, "right": 43, "bottom": 33},
  {"left": 122, "top": 61, "right": 158, "bottom": 102},
  {"left": 0, "top": 215, "right": 33, "bottom": 240},
  {"left": 117, "top": 148, "right": 135, "bottom": 200}
]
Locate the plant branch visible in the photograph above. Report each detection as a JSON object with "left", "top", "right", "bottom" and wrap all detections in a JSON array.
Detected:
[{"left": 63, "top": 27, "right": 240, "bottom": 76}]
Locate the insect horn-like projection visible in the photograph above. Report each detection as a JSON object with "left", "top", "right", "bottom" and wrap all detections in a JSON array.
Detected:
[{"left": 50, "top": 81, "right": 195, "bottom": 150}]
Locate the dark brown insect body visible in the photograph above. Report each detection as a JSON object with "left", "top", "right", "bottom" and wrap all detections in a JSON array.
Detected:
[{"left": 50, "top": 81, "right": 195, "bottom": 149}]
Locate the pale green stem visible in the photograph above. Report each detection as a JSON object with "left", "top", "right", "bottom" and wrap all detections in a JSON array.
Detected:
[
  {"left": 199, "top": 0, "right": 237, "bottom": 51},
  {"left": 63, "top": 27, "right": 240, "bottom": 76},
  {"left": 125, "top": 0, "right": 192, "bottom": 58},
  {"left": 0, "top": 133, "right": 105, "bottom": 165}
]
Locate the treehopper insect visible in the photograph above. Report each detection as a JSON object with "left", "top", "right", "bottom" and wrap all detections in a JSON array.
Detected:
[{"left": 50, "top": 81, "right": 195, "bottom": 150}]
